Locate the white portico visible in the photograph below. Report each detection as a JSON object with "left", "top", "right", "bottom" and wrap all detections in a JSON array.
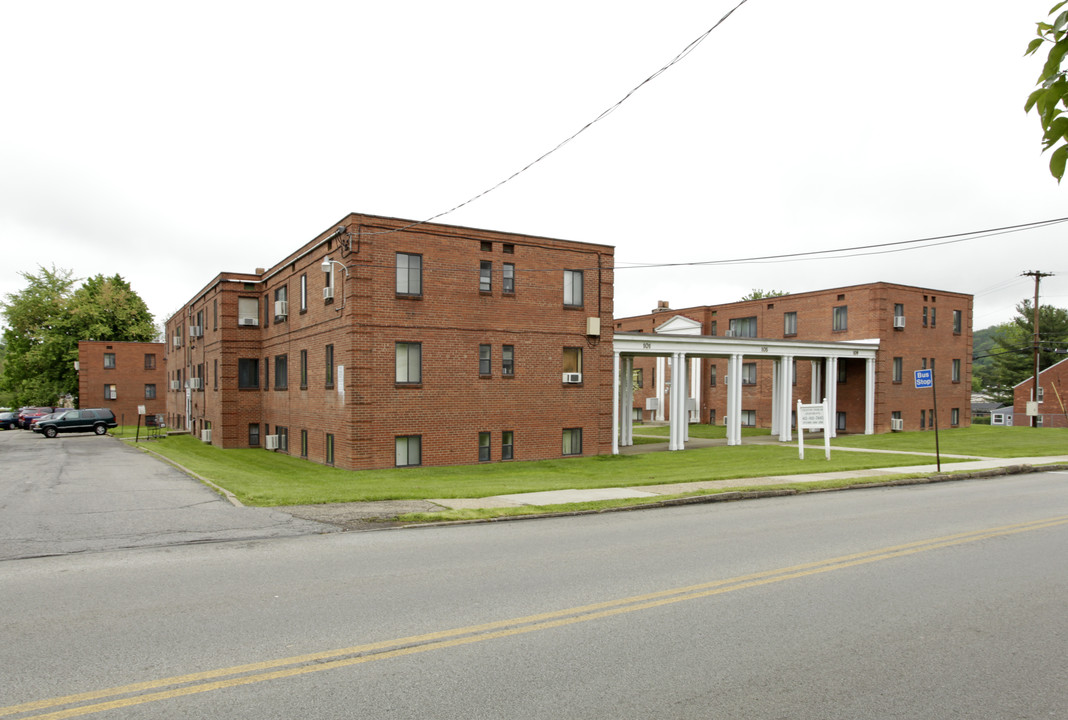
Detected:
[{"left": 611, "top": 325, "right": 880, "bottom": 455}]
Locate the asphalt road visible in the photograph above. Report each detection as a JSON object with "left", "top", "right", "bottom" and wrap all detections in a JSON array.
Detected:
[
  {"left": 0, "top": 429, "right": 335, "bottom": 560},
  {"left": 3, "top": 469, "right": 1067, "bottom": 719}
]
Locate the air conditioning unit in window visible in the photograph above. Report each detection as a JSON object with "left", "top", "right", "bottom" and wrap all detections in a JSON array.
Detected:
[
  {"left": 274, "top": 300, "right": 288, "bottom": 318},
  {"left": 724, "top": 330, "right": 736, "bottom": 337},
  {"left": 172, "top": 336, "right": 182, "bottom": 347},
  {"left": 891, "top": 418, "right": 904, "bottom": 431},
  {"left": 323, "top": 286, "right": 335, "bottom": 300},
  {"left": 645, "top": 397, "right": 660, "bottom": 411},
  {"left": 170, "top": 380, "right": 181, "bottom": 390},
  {"left": 201, "top": 429, "right": 212, "bottom": 443},
  {"left": 189, "top": 325, "right": 203, "bottom": 337},
  {"left": 563, "top": 372, "right": 582, "bottom": 384},
  {"left": 893, "top": 316, "right": 906, "bottom": 329},
  {"left": 189, "top": 377, "right": 203, "bottom": 390},
  {"left": 265, "top": 435, "right": 280, "bottom": 450},
  {"left": 239, "top": 317, "right": 258, "bottom": 326}
]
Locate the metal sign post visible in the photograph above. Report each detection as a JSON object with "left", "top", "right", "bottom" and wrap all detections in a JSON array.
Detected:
[{"left": 914, "top": 369, "right": 941, "bottom": 472}]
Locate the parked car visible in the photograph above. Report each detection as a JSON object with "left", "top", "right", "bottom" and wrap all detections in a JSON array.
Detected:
[
  {"left": 30, "top": 412, "right": 63, "bottom": 431},
  {"left": 0, "top": 411, "right": 18, "bottom": 430},
  {"left": 35, "top": 408, "right": 118, "bottom": 437},
  {"left": 18, "top": 407, "right": 56, "bottom": 429}
]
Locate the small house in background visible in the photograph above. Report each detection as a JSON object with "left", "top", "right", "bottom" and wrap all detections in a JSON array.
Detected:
[{"left": 990, "top": 405, "right": 1015, "bottom": 426}]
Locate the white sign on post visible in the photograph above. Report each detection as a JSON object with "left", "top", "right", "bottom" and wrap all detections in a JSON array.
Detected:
[{"left": 797, "top": 399, "right": 831, "bottom": 460}]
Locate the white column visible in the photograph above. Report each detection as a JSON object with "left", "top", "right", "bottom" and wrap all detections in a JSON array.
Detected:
[
  {"left": 612, "top": 350, "right": 620, "bottom": 455},
  {"left": 727, "top": 353, "right": 743, "bottom": 446},
  {"left": 682, "top": 353, "right": 691, "bottom": 442},
  {"left": 865, "top": 356, "right": 875, "bottom": 435},
  {"left": 655, "top": 357, "right": 666, "bottom": 422},
  {"left": 811, "top": 360, "right": 821, "bottom": 403},
  {"left": 771, "top": 360, "right": 780, "bottom": 436},
  {"left": 668, "top": 353, "right": 679, "bottom": 450},
  {"left": 689, "top": 357, "right": 701, "bottom": 423},
  {"left": 827, "top": 356, "right": 838, "bottom": 438},
  {"left": 780, "top": 355, "right": 794, "bottom": 442},
  {"left": 623, "top": 356, "right": 634, "bottom": 445}
]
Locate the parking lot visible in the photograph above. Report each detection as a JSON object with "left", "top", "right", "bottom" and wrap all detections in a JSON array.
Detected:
[{"left": 0, "top": 430, "right": 336, "bottom": 561}]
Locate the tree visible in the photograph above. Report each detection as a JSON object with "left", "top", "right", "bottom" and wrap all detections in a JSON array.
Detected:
[
  {"left": 977, "top": 300, "right": 1068, "bottom": 405},
  {"left": 740, "top": 289, "right": 789, "bottom": 301},
  {"left": 1025, "top": 1, "right": 1068, "bottom": 181},
  {"left": 0, "top": 268, "right": 156, "bottom": 406}
]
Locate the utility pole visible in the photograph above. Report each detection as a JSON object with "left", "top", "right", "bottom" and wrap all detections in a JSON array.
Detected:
[{"left": 1022, "top": 271, "right": 1054, "bottom": 428}]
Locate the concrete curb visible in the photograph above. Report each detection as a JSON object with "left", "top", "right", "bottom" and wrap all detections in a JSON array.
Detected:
[
  {"left": 395, "top": 463, "right": 1068, "bottom": 529},
  {"left": 123, "top": 438, "right": 245, "bottom": 507}
]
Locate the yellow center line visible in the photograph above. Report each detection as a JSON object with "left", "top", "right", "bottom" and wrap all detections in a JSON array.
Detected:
[{"left": 6, "top": 514, "right": 1067, "bottom": 719}]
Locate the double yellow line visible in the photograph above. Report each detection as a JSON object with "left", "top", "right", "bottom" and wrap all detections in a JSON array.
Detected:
[{"left": 6, "top": 514, "right": 1068, "bottom": 719}]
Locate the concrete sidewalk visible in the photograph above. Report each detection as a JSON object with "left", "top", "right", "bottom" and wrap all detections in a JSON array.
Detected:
[{"left": 425, "top": 454, "right": 1068, "bottom": 511}]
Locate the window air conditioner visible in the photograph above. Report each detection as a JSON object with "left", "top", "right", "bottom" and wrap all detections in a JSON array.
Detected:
[
  {"left": 170, "top": 380, "right": 181, "bottom": 390},
  {"left": 173, "top": 336, "right": 182, "bottom": 347},
  {"left": 563, "top": 372, "right": 582, "bottom": 384},
  {"left": 893, "top": 316, "right": 906, "bottom": 329},
  {"left": 201, "top": 429, "right": 212, "bottom": 443},
  {"left": 189, "top": 377, "right": 203, "bottom": 390},
  {"left": 265, "top": 435, "right": 280, "bottom": 450},
  {"left": 323, "top": 286, "right": 335, "bottom": 300},
  {"left": 189, "top": 325, "right": 203, "bottom": 337},
  {"left": 645, "top": 397, "right": 660, "bottom": 411},
  {"left": 239, "top": 317, "right": 258, "bottom": 326},
  {"left": 274, "top": 300, "right": 288, "bottom": 318},
  {"left": 890, "top": 418, "right": 904, "bottom": 431},
  {"left": 106, "top": 389, "right": 117, "bottom": 400},
  {"left": 724, "top": 330, "right": 736, "bottom": 337}
]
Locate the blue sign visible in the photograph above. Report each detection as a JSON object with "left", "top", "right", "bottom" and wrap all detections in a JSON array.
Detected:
[{"left": 914, "top": 369, "right": 933, "bottom": 389}]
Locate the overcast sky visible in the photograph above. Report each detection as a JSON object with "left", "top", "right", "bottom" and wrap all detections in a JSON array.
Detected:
[{"left": 3, "top": 0, "right": 1067, "bottom": 332}]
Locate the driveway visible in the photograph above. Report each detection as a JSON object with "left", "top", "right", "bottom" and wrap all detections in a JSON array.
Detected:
[{"left": 0, "top": 430, "right": 337, "bottom": 560}]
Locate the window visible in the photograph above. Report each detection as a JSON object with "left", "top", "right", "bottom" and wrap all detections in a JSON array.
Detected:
[
  {"left": 783, "top": 311, "right": 797, "bottom": 336},
  {"left": 326, "top": 433, "right": 334, "bottom": 465},
  {"left": 952, "top": 359, "right": 961, "bottom": 383},
  {"left": 503, "top": 243, "right": 514, "bottom": 254},
  {"left": 103, "top": 353, "right": 116, "bottom": 369},
  {"left": 238, "top": 358, "right": 259, "bottom": 388},
  {"left": 740, "top": 410, "right": 756, "bottom": 427},
  {"left": 1034, "top": 386, "right": 1045, "bottom": 402},
  {"left": 892, "top": 410, "right": 902, "bottom": 424},
  {"left": 832, "top": 306, "right": 848, "bottom": 331},
  {"left": 922, "top": 306, "right": 928, "bottom": 327},
  {"left": 836, "top": 412, "right": 847, "bottom": 431},
  {"left": 144, "top": 384, "right": 156, "bottom": 400},
  {"left": 709, "top": 409, "right": 716, "bottom": 425},
  {"left": 300, "top": 274, "right": 307, "bottom": 312},
  {"left": 263, "top": 356, "right": 269, "bottom": 390},
  {"left": 953, "top": 309, "right": 962, "bottom": 334},
  {"left": 274, "top": 286, "right": 288, "bottom": 321},
  {"left": 479, "top": 344, "right": 492, "bottom": 376},
  {"left": 196, "top": 363, "right": 204, "bottom": 391},
  {"left": 396, "top": 435, "right": 421, "bottom": 466},
  {"left": 632, "top": 367, "right": 643, "bottom": 389},
  {"left": 480, "top": 240, "right": 492, "bottom": 252},
  {"left": 144, "top": 354, "right": 156, "bottom": 370},
  {"left": 300, "top": 349, "right": 308, "bottom": 389},
  {"left": 930, "top": 307, "right": 936, "bottom": 328},
  {"left": 478, "top": 432, "right": 491, "bottom": 462},
  {"left": 951, "top": 408, "right": 960, "bottom": 426},
  {"left": 742, "top": 362, "right": 757, "bottom": 385},
  {"left": 710, "top": 321, "right": 717, "bottom": 336},
  {"left": 249, "top": 424, "right": 260, "bottom": 447},
  {"left": 213, "top": 299, "right": 218, "bottom": 331},
  {"left": 503, "top": 263, "right": 515, "bottom": 294},
  {"left": 238, "top": 297, "right": 259, "bottom": 325},
  {"left": 709, "top": 364, "right": 717, "bottom": 386},
  {"left": 263, "top": 296, "right": 270, "bottom": 327},
  {"left": 893, "top": 357, "right": 903, "bottom": 383},
  {"left": 503, "top": 345, "right": 514, "bottom": 376},
  {"left": 921, "top": 409, "right": 926, "bottom": 429},
  {"left": 276, "top": 426, "right": 288, "bottom": 452},
  {"left": 214, "top": 359, "right": 218, "bottom": 390},
  {"left": 502, "top": 431, "right": 514, "bottom": 460},
  {"left": 837, "top": 362, "right": 847, "bottom": 383},
  {"left": 480, "top": 261, "right": 492, "bottom": 292},
  {"left": 729, "top": 317, "right": 757, "bottom": 337},
  {"left": 325, "top": 344, "right": 334, "bottom": 388},
  {"left": 301, "top": 430, "right": 308, "bottom": 458},
  {"left": 894, "top": 303, "right": 904, "bottom": 321},
  {"left": 396, "top": 253, "right": 422, "bottom": 296},
  {"left": 922, "top": 357, "right": 927, "bottom": 370},
  {"left": 562, "top": 428, "right": 583, "bottom": 455},
  {"left": 563, "top": 347, "right": 583, "bottom": 375},
  {"left": 396, "top": 342, "right": 422, "bottom": 384},
  {"left": 275, "top": 354, "right": 288, "bottom": 390},
  {"left": 564, "top": 270, "right": 583, "bottom": 307}
]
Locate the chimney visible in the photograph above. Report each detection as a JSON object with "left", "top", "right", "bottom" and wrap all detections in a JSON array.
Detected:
[{"left": 653, "top": 300, "right": 671, "bottom": 313}]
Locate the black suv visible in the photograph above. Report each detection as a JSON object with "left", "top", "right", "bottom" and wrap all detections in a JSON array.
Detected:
[{"left": 35, "top": 409, "right": 118, "bottom": 437}]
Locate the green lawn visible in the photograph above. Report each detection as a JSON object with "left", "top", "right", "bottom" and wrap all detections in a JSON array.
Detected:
[
  {"left": 830, "top": 425, "right": 1068, "bottom": 458},
  {"left": 633, "top": 424, "right": 770, "bottom": 439},
  {"left": 137, "top": 434, "right": 964, "bottom": 507}
]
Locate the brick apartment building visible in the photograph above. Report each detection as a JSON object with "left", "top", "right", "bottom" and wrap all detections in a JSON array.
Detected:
[
  {"left": 1013, "top": 357, "right": 1068, "bottom": 428},
  {"left": 77, "top": 341, "right": 166, "bottom": 425},
  {"left": 164, "top": 213, "right": 614, "bottom": 470},
  {"left": 615, "top": 282, "right": 973, "bottom": 434}
]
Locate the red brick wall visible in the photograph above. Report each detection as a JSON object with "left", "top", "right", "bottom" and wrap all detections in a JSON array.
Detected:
[
  {"left": 1013, "top": 358, "right": 1068, "bottom": 428},
  {"left": 616, "top": 283, "right": 973, "bottom": 433},
  {"left": 78, "top": 341, "right": 166, "bottom": 424},
  {"left": 166, "top": 213, "right": 614, "bottom": 470}
]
